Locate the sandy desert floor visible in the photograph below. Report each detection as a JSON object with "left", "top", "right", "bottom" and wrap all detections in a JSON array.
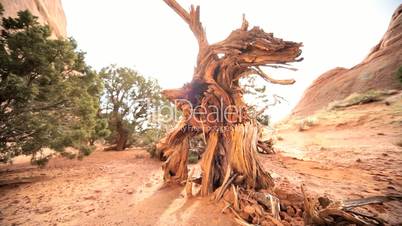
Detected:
[{"left": 1, "top": 102, "right": 401, "bottom": 226}]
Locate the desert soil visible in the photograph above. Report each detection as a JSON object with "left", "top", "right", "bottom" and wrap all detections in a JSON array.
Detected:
[{"left": 0, "top": 102, "right": 401, "bottom": 226}]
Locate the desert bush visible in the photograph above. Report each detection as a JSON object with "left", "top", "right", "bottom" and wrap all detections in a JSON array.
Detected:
[
  {"left": 298, "top": 116, "right": 318, "bottom": 131},
  {"left": 60, "top": 151, "right": 76, "bottom": 160},
  {"left": 327, "top": 90, "right": 395, "bottom": 110},
  {"left": 100, "top": 65, "right": 163, "bottom": 151},
  {"left": 188, "top": 150, "right": 200, "bottom": 164},
  {"left": 397, "top": 66, "right": 402, "bottom": 84}
]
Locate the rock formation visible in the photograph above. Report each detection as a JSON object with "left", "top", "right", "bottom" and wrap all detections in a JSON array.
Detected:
[
  {"left": 0, "top": 0, "right": 67, "bottom": 38},
  {"left": 292, "top": 4, "right": 402, "bottom": 117}
]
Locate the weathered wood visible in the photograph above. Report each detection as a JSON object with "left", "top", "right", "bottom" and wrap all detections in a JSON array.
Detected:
[
  {"left": 157, "top": 0, "right": 303, "bottom": 224},
  {"left": 301, "top": 185, "right": 401, "bottom": 225},
  {"left": 158, "top": 0, "right": 301, "bottom": 187}
]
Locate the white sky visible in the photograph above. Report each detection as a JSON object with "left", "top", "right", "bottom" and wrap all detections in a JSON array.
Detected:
[{"left": 62, "top": 0, "right": 400, "bottom": 122}]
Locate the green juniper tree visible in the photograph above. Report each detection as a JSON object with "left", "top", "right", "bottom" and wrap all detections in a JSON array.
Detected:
[
  {"left": 89, "top": 116, "right": 110, "bottom": 146},
  {"left": 100, "top": 65, "right": 162, "bottom": 151},
  {"left": 0, "top": 6, "right": 102, "bottom": 163}
]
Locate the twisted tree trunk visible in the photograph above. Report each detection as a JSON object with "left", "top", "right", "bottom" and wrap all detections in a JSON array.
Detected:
[
  {"left": 158, "top": 0, "right": 302, "bottom": 194},
  {"left": 155, "top": 4, "right": 303, "bottom": 225}
]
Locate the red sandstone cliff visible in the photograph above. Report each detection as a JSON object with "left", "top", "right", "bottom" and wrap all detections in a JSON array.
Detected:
[
  {"left": 0, "top": 0, "right": 67, "bottom": 38},
  {"left": 292, "top": 5, "right": 402, "bottom": 117}
]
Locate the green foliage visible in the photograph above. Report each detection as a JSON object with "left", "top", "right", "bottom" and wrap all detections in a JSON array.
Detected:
[
  {"left": 146, "top": 144, "right": 160, "bottom": 159},
  {"left": 133, "top": 128, "right": 164, "bottom": 146},
  {"left": 241, "top": 75, "right": 285, "bottom": 126},
  {"left": 397, "top": 66, "right": 402, "bottom": 84},
  {"left": 90, "top": 117, "right": 110, "bottom": 145},
  {"left": 298, "top": 116, "right": 318, "bottom": 131},
  {"left": 100, "top": 65, "right": 163, "bottom": 149},
  {"left": 328, "top": 90, "right": 395, "bottom": 110},
  {"left": 0, "top": 8, "right": 101, "bottom": 163},
  {"left": 60, "top": 151, "right": 76, "bottom": 160},
  {"left": 257, "top": 114, "right": 270, "bottom": 126},
  {"left": 30, "top": 155, "right": 51, "bottom": 167},
  {"left": 78, "top": 145, "right": 93, "bottom": 157},
  {"left": 188, "top": 150, "right": 200, "bottom": 164}
]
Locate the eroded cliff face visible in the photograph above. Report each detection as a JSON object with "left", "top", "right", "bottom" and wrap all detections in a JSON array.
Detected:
[
  {"left": 0, "top": 0, "right": 67, "bottom": 38},
  {"left": 292, "top": 4, "right": 402, "bottom": 117}
]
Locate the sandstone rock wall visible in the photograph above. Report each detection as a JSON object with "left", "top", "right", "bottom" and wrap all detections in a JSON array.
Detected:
[
  {"left": 0, "top": 0, "right": 67, "bottom": 38},
  {"left": 292, "top": 5, "right": 402, "bottom": 117}
]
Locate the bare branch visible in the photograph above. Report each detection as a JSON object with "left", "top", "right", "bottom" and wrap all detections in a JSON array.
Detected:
[
  {"left": 163, "top": 0, "right": 208, "bottom": 48},
  {"left": 240, "top": 14, "right": 249, "bottom": 31},
  {"left": 255, "top": 67, "right": 295, "bottom": 85}
]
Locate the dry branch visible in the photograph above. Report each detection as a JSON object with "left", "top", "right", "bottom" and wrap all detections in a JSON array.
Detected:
[{"left": 302, "top": 185, "right": 402, "bottom": 225}]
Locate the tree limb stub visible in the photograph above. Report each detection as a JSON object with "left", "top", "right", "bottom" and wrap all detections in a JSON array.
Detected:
[{"left": 163, "top": 0, "right": 208, "bottom": 48}]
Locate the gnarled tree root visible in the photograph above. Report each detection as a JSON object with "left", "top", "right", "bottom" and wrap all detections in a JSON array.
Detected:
[{"left": 302, "top": 185, "right": 402, "bottom": 226}]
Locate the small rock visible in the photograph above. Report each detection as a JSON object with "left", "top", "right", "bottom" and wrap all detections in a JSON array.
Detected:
[
  {"left": 83, "top": 195, "right": 97, "bottom": 200},
  {"left": 356, "top": 158, "right": 362, "bottom": 163},
  {"left": 296, "top": 208, "right": 303, "bottom": 217},
  {"left": 252, "top": 216, "right": 259, "bottom": 224},
  {"left": 252, "top": 204, "right": 262, "bottom": 216},
  {"left": 387, "top": 186, "right": 396, "bottom": 190},
  {"left": 286, "top": 206, "right": 296, "bottom": 217},
  {"left": 83, "top": 207, "right": 95, "bottom": 213},
  {"left": 145, "top": 182, "right": 153, "bottom": 187},
  {"left": 239, "top": 211, "right": 250, "bottom": 221},
  {"left": 279, "top": 211, "right": 287, "bottom": 219},
  {"left": 261, "top": 220, "right": 270, "bottom": 226},
  {"left": 243, "top": 205, "right": 255, "bottom": 215},
  {"left": 280, "top": 203, "right": 287, "bottom": 211},
  {"left": 36, "top": 206, "right": 53, "bottom": 214}
]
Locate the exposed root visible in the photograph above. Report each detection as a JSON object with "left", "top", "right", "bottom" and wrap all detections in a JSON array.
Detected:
[
  {"left": 221, "top": 186, "right": 289, "bottom": 226},
  {"left": 257, "top": 139, "right": 276, "bottom": 154},
  {"left": 302, "top": 185, "right": 402, "bottom": 225}
]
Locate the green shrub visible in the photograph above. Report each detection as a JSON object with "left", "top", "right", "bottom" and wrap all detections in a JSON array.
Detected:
[
  {"left": 146, "top": 144, "right": 157, "bottom": 158},
  {"left": 397, "top": 66, "right": 402, "bottom": 84},
  {"left": 60, "top": 151, "right": 76, "bottom": 160},
  {"left": 77, "top": 145, "right": 93, "bottom": 160},
  {"left": 31, "top": 155, "right": 52, "bottom": 167},
  {"left": 188, "top": 150, "right": 200, "bottom": 164},
  {"left": 298, "top": 116, "right": 318, "bottom": 131},
  {"left": 328, "top": 90, "right": 393, "bottom": 110}
]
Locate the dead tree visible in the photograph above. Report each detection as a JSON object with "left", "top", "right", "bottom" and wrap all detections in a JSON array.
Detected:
[
  {"left": 154, "top": 2, "right": 402, "bottom": 224},
  {"left": 157, "top": 0, "right": 302, "bottom": 193}
]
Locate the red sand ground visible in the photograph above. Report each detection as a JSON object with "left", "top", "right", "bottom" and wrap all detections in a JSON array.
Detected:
[{"left": 0, "top": 101, "right": 401, "bottom": 226}]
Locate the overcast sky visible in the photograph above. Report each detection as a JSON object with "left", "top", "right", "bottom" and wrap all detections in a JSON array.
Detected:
[{"left": 62, "top": 0, "right": 400, "bottom": 122}]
